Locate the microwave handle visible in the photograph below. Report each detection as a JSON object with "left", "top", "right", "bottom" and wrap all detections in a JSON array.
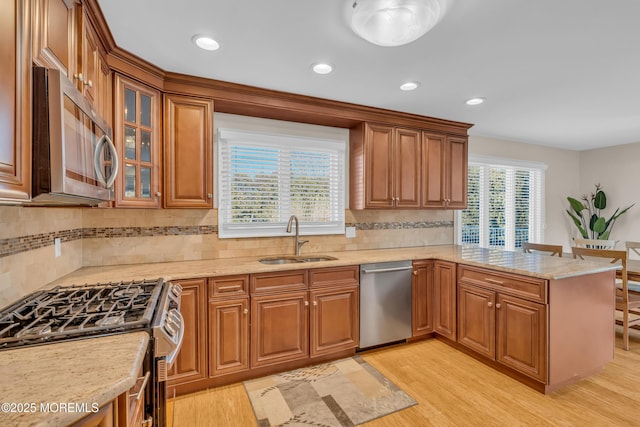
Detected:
[{"left": 93, "top": 135, "right": 119, "bottom": 189}]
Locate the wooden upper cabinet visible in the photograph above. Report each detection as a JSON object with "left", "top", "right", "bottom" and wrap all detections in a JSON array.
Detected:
[
  {"left": 422, "top": 132, "right": 468, "bottom": 209},
  {"left": 350, "top": 122, "right": 421, "bottom": 209},
  {"left": 32, "top": 0, "right": 76, "bottom": 79},
  {"left": 114, "top": 74, "right": 162, "bottom": 208},
  {"left": 394, "top": 127, "right": 421, "bottom": 208},
  {"left": 0, "top": 0, "right": 31, "bottom": 202},
  {"left": 164, "top": 94, "right": 214, "bottom": 208}
]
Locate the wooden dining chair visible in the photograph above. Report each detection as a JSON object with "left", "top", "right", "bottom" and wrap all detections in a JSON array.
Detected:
[
  {"left": 522, "top": 242, "right": 563, "bottom": 257},
  {"left": 572, "top": 246, "right": 640, "bottom": 350},
  {"left": 573, "top": 238, "right": 618, "bottom": 249},
  {"left": 625, "top": 241, "right": 640, "bottom": 258}
]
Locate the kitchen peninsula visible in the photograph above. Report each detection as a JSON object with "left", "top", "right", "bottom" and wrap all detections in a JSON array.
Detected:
[{"left": 47, "top": 245, "right": 618, "bottom": 395}]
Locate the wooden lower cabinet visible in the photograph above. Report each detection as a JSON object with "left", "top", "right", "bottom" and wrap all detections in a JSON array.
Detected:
[
  {"left": 167, "top": 278, "right": 207, "bottom": 388},
  {"left": 412, "top": 260, "right": 434, "bottom": 337},
  {"left": 433, "top": 261, "right": 457, "bottom": 340},
  {"left": 208, "top": 297, "right": 249, "bottom": 377},
  {"left": 310, "top": 285, "right": 359, "bottom": 357},
  {"left": 496, "top": 294, "right": 546, "bottom": 381},
  {"left": 70, "top": 400, "right": 116, "bottom": 427},
  {"left": 457, "top": 266, "right": 547, "bottom": 383},
  {"left": 251, "top": 291, "right": 309, "bottom": 367}
]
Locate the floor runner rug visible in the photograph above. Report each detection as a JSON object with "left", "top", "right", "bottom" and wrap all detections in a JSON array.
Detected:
[{"left": 244, "top": 355, "right": 417, "bottom": 426}]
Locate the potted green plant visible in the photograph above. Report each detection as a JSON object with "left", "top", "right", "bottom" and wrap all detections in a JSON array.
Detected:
[{"left": 566, "top": 183, "right": 634, "bottom": 240}]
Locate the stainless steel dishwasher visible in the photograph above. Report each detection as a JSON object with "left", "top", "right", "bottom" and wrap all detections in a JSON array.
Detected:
[{"left": 359, "top": 260, "right": 413, "bottom": 349}]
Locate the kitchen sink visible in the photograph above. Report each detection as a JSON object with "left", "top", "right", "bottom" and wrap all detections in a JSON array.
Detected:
[{"left": 259, "top": 255, "right": 337, "bottom": 264}]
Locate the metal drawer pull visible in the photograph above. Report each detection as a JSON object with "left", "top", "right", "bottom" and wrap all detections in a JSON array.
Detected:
[
  {"left": 488, "top": 301, "right": 493, "bottom": 307},
  {"left": 362, "top": 266, "right": 413, "bottom": 274},
  {"left": 484, "top": 278, "right": 504, "bottom": 285},
  {"left": 129, "top": 371, "right": 150, "bottom": 402},
  {"left": 218, "top": 285, "right": 241, "bottom": 291},
  {"left": 496, "top": 303, "right": 502, "bottom": 309}
]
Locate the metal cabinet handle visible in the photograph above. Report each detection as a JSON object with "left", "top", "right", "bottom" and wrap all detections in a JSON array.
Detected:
[
  {"left": 362, "top": 266, "right": 413, "bottom": 274},
  {"left": 243, "top": 308, "right": 248, "bottom": 315},
  {"left": 83, "top": 79, "right": 93, "bottom": 88},
  {"left": 304, "top": 301, "right": 309, "bottom": 307},
  {"left": 155, "top": 191, "right": 162, "bottom": 197},
  {"left": 313, "top": 301, "right": 317, "bottom": 306},
  {"left": 207, "top": 193, "right": 213, "bottom": 199},
  {"left": 485, "top": 278, "right": 504, "bottom": 285},
  {"left": 488, "top": 301, "right": 493, "bottom": 307},
  {"left": 495, "top": 303, "right": 502, "bottom": 309}
]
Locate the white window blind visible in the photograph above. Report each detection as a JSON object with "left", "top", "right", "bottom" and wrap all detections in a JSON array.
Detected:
[
  {"left": 458, "top": 156, "right": 546, "bottom": 251},
  {"left": 218, "top": 128, "right": 345, "bottom": 238}
]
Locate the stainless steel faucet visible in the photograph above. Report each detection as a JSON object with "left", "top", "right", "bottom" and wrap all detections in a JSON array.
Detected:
[{"left": 286, "top": 215, "right": 309, "bottom": 256}]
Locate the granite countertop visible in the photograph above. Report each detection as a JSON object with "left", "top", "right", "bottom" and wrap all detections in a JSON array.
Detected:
[
  {"left": 49, "top": 244, "right": 619, "bottom": 288},
  {"left": 0, "top": 332, "right": 149, "bottom": 427}
]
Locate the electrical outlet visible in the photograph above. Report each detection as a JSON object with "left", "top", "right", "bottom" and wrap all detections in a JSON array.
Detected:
[
  {"left": 54, "top": 238, "right": 61, "bottom": 257},
  {"left": 345, "top": 227, "right": 356, "bottom": 238}
]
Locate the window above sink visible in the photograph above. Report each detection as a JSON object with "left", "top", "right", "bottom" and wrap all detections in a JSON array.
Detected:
[{"left": 217, "top": 124, "right": 346, "bottom": 239}]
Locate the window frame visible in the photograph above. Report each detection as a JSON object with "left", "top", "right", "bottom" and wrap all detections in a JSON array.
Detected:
[
  {"left": 217, "top": 128, "right": 346, "bottom": 239},
  {"left": 455, "top": 155, "right": 547, "bottom": 251}
]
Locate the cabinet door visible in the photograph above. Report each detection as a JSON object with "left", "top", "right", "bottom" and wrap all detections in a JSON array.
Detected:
[
  {"left": 457, "top": 283, "right": 495, "bottom": 359},
  {"left": 251, "top": 291, "right": 309, "bottom": 367},
  {"left": 412, "top": 261, "right": 434, "bottom": 337},
  {"left": 164, "top": 94, "right": 213, "bottom": 208},
  {"left": 433, "top": 261, "right": 457, "bottom": 340},
  {"left": 446, "top": 136, "right": 468, "bottom": 209},
  {"left": 77, "top": 10, "right": 99, "bottom": 102},
  {"left": 168, "top": 279, "right": 207, "bottom": 387},
  {"left": 496, "top": 294, "right": 547, "bottom": 382},
  {"left": 422, "top": 132, "right": 446, "bottom": 208},
  {"left": 364, "top": 123, "right": 394, "bottom": 208},
  {"left": 114, "top": 74, "right": 162, "bottom": 207},
  {"left": 32, "top": 0, "right": 76, "bottom": 78},
  {"left": 0, "top": 0, "right": 30, "bottom": 202},
  {"left": 310, "top": 285, "right": 359, "bottom": 357},
  {"left": 208, "top": 298, "right": 249, "bottom": 377},
  {"left": 70, "top": 400, "right": 115, "bottom": 427},
  {"left": 394, "top": 128, "right": 421, "bottom": 208}
]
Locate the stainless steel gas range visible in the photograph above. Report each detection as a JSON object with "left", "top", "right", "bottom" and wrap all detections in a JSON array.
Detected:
[{"left": 0, "top": 278, "right": 184, "bottom": 426}]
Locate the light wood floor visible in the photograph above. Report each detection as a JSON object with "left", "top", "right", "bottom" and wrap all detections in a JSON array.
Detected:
[{"left": 167, "top": 327, "right": 640, "bottom": 426}]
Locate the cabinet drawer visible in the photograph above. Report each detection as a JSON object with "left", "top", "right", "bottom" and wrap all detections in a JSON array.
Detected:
[
  {"left": 309, "top": 265, "right": 359, "bottom": 289},
  {"left": 209, "top": 275, "right": 249, "bottom": 299},
  {"left": 458, "top": 265, "right": 547, "bottom": 303},
  {"left": 251, "top": 270, "right": 308, "bottom": 294}
]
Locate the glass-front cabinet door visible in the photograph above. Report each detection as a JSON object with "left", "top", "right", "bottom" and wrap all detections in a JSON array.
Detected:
[{"left": 114, "top": 74, "right": 161, "bottom": 207}]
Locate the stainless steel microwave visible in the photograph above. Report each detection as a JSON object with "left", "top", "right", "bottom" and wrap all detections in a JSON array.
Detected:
[{"left": 31, "top": 67, "right": 118, "bottom": 205}]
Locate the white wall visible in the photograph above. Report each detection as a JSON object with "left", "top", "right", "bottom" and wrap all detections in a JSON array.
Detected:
[
  {"left": 468, "top": 135, "right": 582, "bottom": 250},
  {"left": 578, "top": 141, "right": 640, "bottom": 249}
]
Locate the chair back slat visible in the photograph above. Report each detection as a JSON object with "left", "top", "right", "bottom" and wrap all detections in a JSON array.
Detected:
[
  {"left": 522, "top": 242, "right": 563, "bottom": 257},
  {"left": 625, "top": 241, "right": 640, "bottom": 258}
]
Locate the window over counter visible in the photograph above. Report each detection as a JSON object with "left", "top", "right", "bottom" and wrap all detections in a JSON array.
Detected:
[
  {"left": 217, "top": 128, "right": 346, "bottom": 238},
  {"left": 456, "top": 156, "right": 546, "bottom": 251}
]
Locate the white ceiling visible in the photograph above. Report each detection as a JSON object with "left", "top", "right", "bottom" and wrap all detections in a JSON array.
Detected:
[{"left": 97, "top": 0, "right": 640, "bottom": 151}]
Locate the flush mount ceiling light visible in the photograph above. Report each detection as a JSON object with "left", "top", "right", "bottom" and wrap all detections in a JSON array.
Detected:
[
  {"left": 465, "top": 97, "right": 485, "bottom": 106},
  {"left": 192, "top": 34, "right": 220, "bottom": 51},
  {"left": 350, "top": 0, "right": 450, "bottom": 47},
  {"left": 400, "top": 81, "right": 420, "bottom": 91},
  {"left": 312, "top": 63, "right": 334, "bottom": 74}
]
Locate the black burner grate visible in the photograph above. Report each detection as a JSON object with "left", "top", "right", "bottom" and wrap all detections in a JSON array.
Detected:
[{"left": 0, "top": 279, "right": 164, "bottom": 350}]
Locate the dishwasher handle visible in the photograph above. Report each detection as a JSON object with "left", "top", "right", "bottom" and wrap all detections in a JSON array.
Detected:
[{"left": 361, "top": 266, "right": 413, "bottom": 274}]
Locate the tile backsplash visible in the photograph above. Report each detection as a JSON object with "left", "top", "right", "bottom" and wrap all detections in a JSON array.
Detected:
[{"left": 0, "top": 205, "right": 453, "bottom": 306}]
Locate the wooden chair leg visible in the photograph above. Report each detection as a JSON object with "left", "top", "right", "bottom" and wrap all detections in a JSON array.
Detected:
[{"left": 623, "top": 310, "right": 630, "bottom": 351}]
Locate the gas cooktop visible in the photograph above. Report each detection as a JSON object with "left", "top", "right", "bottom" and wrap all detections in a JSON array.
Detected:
[{"left": 0, "top": 279, "right": 165, "bottom": 350}]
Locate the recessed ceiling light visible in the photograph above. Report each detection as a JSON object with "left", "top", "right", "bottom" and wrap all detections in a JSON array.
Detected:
[
  {"left": 400, "top": 81, "right": 420, "bottom": 91},
  {"left": 465, "top": 97, "right": 485, "bottom": 106},
  {"left": 192, "top": 35, "right": 220, "bottom": 51},
  {"left": 312, "top": 63, "right": 333, "bottom": 74}
]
